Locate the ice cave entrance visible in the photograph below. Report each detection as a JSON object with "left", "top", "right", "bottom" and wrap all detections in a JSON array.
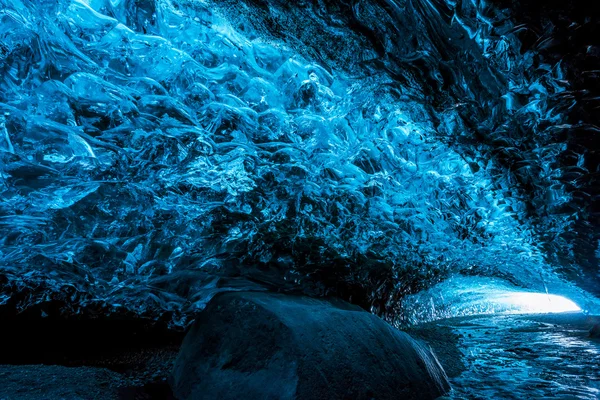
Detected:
[{"left": 496, "top": 292, "right": 581, "bottom": 314}]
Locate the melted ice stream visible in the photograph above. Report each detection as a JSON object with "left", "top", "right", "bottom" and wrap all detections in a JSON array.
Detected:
[{"left": 436, "top": 313, "right": 600, "bottom": 399}]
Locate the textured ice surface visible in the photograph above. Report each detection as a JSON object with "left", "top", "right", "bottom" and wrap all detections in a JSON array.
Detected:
[
  {"left": 438, "top": 313, "right": 600, "bottom": 399},
  {"left": 0, "top": 0, "right": 596, "bottom": 325}
]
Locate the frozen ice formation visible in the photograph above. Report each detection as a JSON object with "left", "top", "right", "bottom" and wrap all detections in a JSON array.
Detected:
[{"left": 0, "top": 0, "right": 597, "bottom": 326}]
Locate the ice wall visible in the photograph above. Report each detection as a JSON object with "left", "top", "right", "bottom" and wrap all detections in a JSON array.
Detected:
[{"left": 0, "top": 0, "right": 596, "bottom": 325}]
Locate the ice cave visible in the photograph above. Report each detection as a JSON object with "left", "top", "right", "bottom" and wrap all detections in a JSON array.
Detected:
[{"left": 0, "top": 0, "right": 599, "bottom": 398}]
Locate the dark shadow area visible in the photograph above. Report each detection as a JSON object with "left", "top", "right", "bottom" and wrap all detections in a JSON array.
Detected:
[{"left": 0, "top": 304, "right": 184, "bottom": 399}]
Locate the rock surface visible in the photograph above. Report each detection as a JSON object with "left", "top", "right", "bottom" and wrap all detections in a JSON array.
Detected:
[
  {"left": 171, "top": 291, "right": 450, "bottom": 400},
  {"left": 407, "top": 323, "right": 466, "bottom": 379},
  {"left": 590, "top": 323, "right": 600, "bottom": 338}
]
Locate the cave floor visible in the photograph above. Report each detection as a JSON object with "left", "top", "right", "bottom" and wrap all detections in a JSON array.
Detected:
[
  {"left": 1, "top": 312, "right": 599, "bottom": 399},
  {"left": 419, "top": 312, "right": 600, "bottom": 400}
]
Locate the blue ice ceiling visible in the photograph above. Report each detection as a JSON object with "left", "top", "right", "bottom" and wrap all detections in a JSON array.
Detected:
[{"left": 0, "top": 0, "right": 598, "bottom": 325}]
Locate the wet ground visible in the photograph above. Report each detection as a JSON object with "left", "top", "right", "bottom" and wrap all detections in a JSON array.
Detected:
[{"left": 431, "top": 313, "right": 600, "bottom": 400}]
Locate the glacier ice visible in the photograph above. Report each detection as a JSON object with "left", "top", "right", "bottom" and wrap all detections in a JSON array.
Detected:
[{"left": 0, "top": 0, "right": 597, "bottom": 326}]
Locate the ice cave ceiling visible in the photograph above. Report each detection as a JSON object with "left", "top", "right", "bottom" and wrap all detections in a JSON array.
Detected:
[{"left": 0, "top": 0, "right": 598, "bottom": 327}]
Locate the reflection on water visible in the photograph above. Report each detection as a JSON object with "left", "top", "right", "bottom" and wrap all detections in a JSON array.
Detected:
[{"left": 438, "top": 313, "right": 600, "bottom": 399}]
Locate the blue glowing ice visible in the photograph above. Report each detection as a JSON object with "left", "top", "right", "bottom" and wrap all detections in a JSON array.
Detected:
[{"left": 0, "top": 0, "right": 595, "bottom": 325}]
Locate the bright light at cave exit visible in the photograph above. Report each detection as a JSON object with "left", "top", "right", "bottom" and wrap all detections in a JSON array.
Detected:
[{"left": 498, "top": 292, "right": 581, "bottom": 314}]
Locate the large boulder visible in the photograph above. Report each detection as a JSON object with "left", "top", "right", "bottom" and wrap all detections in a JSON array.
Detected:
[{"left": 170, "top": 292, "right": 450, "bottom": 400}]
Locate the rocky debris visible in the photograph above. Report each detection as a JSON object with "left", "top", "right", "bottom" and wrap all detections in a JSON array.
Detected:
[
  {"left": 0, "top": 364, "right": 122, "bottom": 400},
  {"left": 0, "top": 312, "right": 182, "bottom": 399},
  {"left": 0, "top": 364, "right": 177, "bottom": 400},
  {"left": 170, "top": 291, "right": 450, "bottom": 400}
]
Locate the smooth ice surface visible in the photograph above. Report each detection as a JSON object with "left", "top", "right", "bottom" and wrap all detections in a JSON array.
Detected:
[{"left": 0, "top": 0, "right": 597, "bottom": 325}]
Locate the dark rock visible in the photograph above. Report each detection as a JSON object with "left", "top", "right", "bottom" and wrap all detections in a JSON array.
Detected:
[
  {"left": 170, "top": 292, "right": 450, "bottom": 400},
  {"left": 590, "top": 323, "right": 600, "bottom": 338},
  {"left": 406, "top": 322, "right": 466, "bottom": 379}
]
